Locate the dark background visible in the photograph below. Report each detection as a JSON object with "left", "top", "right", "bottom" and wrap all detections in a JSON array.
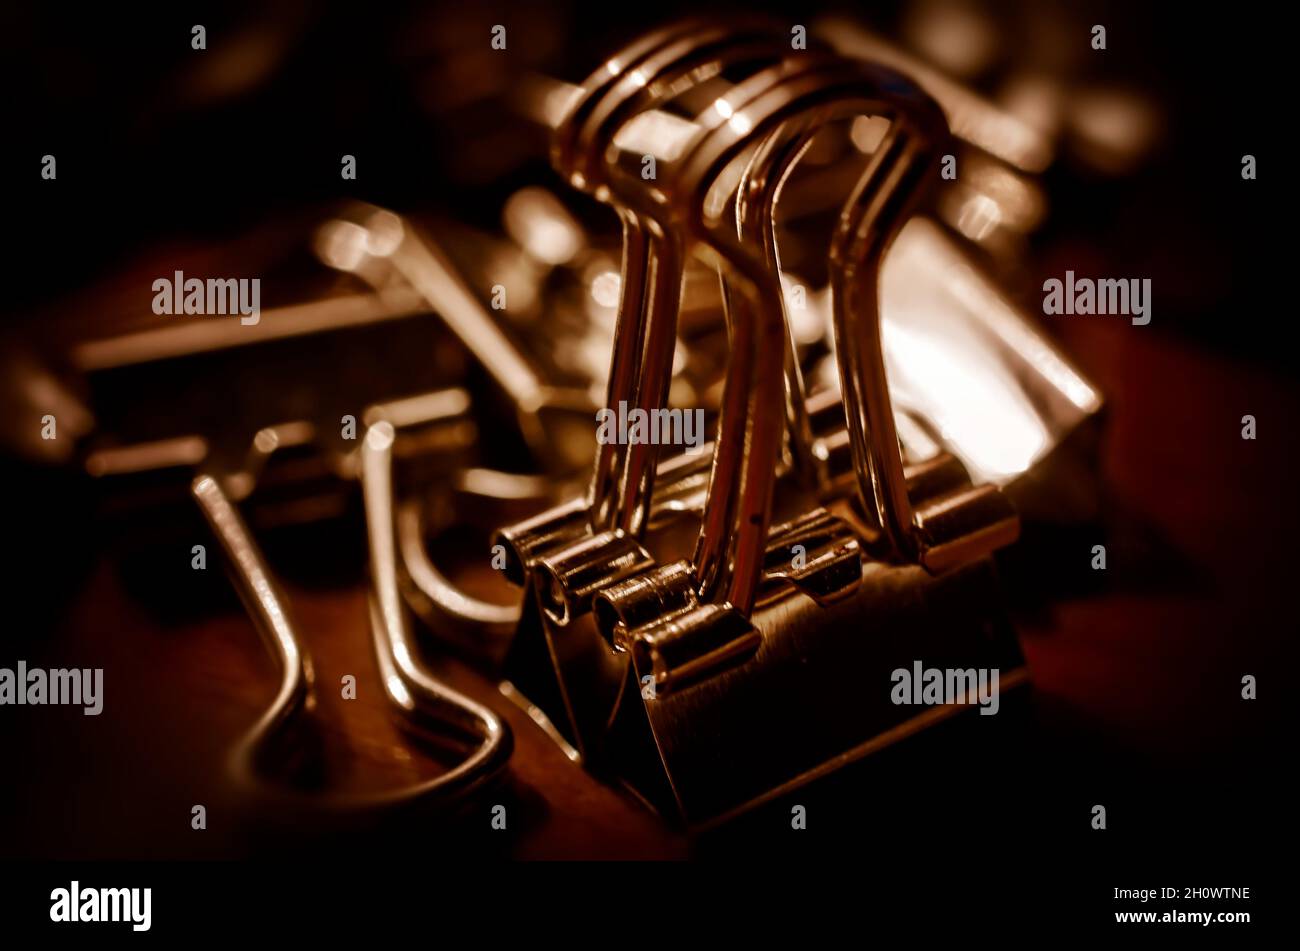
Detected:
[{"left": 0, "top": 0, "right": 1286, "bottom": 346}]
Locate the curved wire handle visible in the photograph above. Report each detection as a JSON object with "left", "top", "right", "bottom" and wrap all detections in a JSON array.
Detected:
[
  {"left": 825, "top": 92, "right": 1020, "bottom": 571},
  {"left": 567, "top": 37, "right": 847, "bottom": 615},
  {"left": 194, "top": 462, "right": 511, "bottom": 815},
  {"left": 590, "top": 61, "right": 956, "bottom": 631},
  {"left": 732, "top": 127, "right": 823, "bottom": 490},
  {"left": 555, "top": 18, "right": 805, "bottom": 539},
  {"left": 395, "top": 469, "right": 557, "bottom": 652},
  {"left": 360, "top": 424, "right": 514, "bottom": 789},
  {"left": 716, "top": 61, "right": 1019, "bottom": 573}
]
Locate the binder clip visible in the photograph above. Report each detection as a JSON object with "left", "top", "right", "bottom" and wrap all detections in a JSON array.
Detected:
[
  {"left": 606, "top": 57, "right": 1029, "bottom": 825},
  {"left": 68, "top": 226, "right": 517, "bottom": 812},
  {"left": 492, "top": 21, "right": 821, "bottom": 761},
  {"left": 553, "top": 51, "right": 1026, "bottom": 824}
]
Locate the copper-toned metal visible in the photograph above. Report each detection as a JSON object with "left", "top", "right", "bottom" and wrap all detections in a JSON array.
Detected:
[
  {"left": 193, "top": 460, "right": 511, "bottom": 814},
  {"left": 553, "top": 18, "right": 825, "bottom": 539},
  {"left": 591, "top": 55, "right": 1028, "bottom": 826},
  {"left": 827, "top": 125, "right": 1020, "bottom": 571},
  {"left": 595, "top": 59, "right": 933, "bottom": 691},
  {"left": 491, "top": 24, "right": 820, "bottom": 761}
]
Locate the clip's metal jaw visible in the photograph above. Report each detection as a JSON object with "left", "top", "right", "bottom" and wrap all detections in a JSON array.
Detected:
[
  {"left": 607, "top": 555, "right": 1026, "bottom": 827},
  {"left": 493, "top": 453, "right": 708, "bottom": 761},
  {"left": 594, "top": 507, "right": 865, "bottom": 691},
  {"left": 496, "top": 497, "right": 868, "bottom": 765}
]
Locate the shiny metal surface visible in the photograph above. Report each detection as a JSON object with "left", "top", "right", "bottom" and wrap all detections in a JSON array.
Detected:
[
  {"left": 493, "top": 25, "right": 818, "bottom": 759},
  {"left": 555, "top": 47, "right": 1032, "bottom": 823},
  {"left": 617, "top": 556, "right": 1027, "bottom": 827}
]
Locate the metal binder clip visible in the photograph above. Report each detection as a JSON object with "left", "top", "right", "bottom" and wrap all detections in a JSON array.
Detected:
[
  {"left": 492, "top": 22, "right": 811, "bottom": 760},
  {"left": 588, "top": 58, "right": 1028, "bottom": 826},
  {"left": 62, "top": 217, "right": 519, "bottom": 807},
  {"left": 810, "top": 21, "right": 1104, "bottom": 528}
]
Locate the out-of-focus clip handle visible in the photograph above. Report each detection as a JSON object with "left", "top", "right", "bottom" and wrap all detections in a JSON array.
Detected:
[{"left": 193, "top": 459, "right": 511, "bottom": 814}]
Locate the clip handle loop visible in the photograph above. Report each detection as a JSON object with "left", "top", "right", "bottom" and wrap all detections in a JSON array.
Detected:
[
  {"left": 830, "top": 124, "right": 937, "bottom": 559},
  {"left": 554, "top": 20, "right": 805, "bottom": 539}
]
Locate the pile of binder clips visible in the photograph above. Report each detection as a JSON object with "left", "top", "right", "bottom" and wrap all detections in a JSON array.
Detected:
[{"left": 58, "top": 18, "right": 1105, "bottom": 829}]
